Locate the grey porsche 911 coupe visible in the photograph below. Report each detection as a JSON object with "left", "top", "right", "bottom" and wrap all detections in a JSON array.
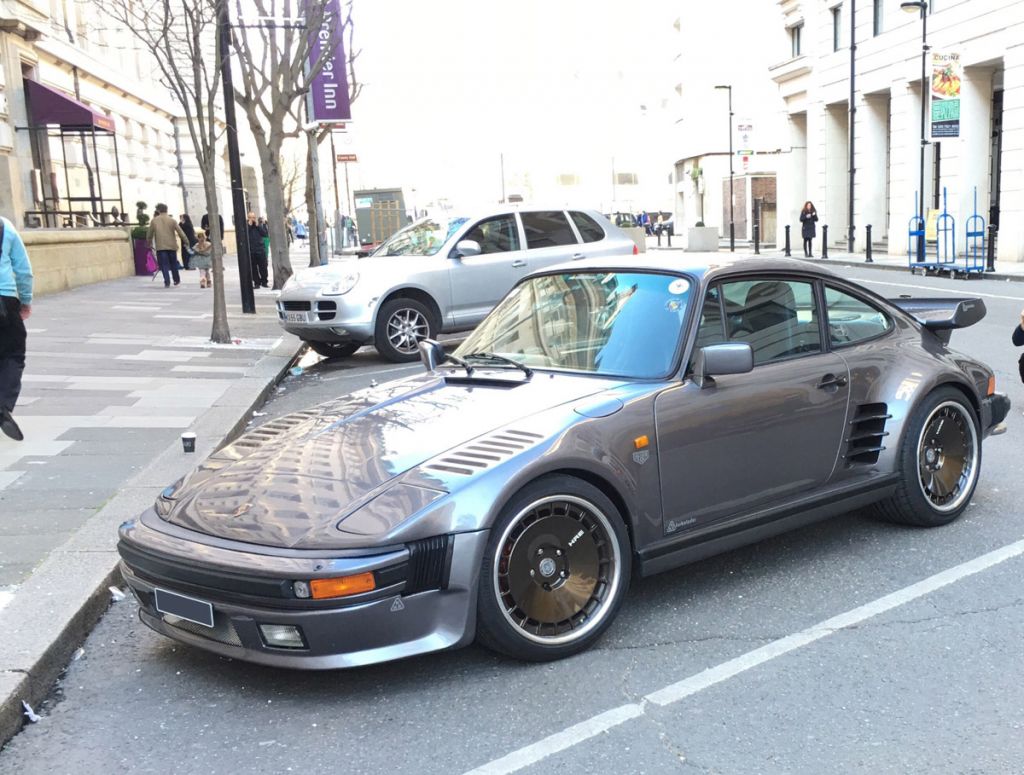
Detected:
[{"left": 118, "top": 256, "right": 1009, "bottom": 668}]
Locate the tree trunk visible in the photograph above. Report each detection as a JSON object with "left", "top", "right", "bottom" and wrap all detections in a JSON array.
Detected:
[
  {"left": 251, "top": 127, "right": 293, "bottom": 290},
  {"left": 305, "top": 136, "right": 321, "bottom": 267},
  {"left": 204, "top": 178, "right": 231, "bottom": 344}
]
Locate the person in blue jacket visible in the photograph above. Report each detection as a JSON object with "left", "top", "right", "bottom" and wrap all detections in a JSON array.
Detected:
[{"left": 0, "top": 216, "right": 33, "bottom": 441}]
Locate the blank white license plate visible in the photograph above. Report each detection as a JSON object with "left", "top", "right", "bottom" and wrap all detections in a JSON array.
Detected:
[
  {"left": 154, "top": 588, "right": 214, "bottom": 628},
  {"left": 285, "top": 311, "right": 308, "bottom": 323}
]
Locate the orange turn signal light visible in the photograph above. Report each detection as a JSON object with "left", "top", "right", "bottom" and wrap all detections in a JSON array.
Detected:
[
  {"left": 633, "top": 435, "right": 649, "bottom": 450},
  {"left": 987, "top": 375, "right": 996, "bottom": 396},
  {"left": 310, "top": 572, "right": 376, "bottom": 600}
]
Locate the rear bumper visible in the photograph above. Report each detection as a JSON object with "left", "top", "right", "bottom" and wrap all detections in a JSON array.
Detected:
[{"left": 982, "top": 392, "right": 1010, "bottom": 436}]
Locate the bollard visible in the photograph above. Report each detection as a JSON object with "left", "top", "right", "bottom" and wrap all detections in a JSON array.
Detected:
[
  {"left": 784, "top": 224, "right": 791, "bottom": 257},
  {"left": 821, "top": 225, "right": 829, "bottom": 259},
  {"left": 865, "top": 225, "right": 873, "bottom": 263},
  {"left": 656, "top": 230, "right": 662, "bottom": 247},
  {"left": 667, "top": 228, "right": 672, "bottom": 248},
  {"left": 753, "top": 223, "right": 760, "bottom": 255},
  {"left": 986, "top": 225, "right": 996, "bottom": 271}
]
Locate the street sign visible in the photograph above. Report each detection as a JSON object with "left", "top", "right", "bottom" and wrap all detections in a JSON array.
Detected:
[{"left": 336, "top": 153, "right": 357, "bottom": 163}]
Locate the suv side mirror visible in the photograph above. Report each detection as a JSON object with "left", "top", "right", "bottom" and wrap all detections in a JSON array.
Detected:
[
  {"left": 453, "top": 239, "right": 481, "bottom": 258},
  {"left": 419, "top": 338, "right": 446, "bottom": 373},
  {"left": 692, "top": 343, "right": 753, "bottom": 387}
]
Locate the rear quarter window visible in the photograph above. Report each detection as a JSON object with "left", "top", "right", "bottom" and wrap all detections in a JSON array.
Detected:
[
  {"left": 825, "top": 286, "right": 892, "bottom": 347},
  {"left": 521, "top": 211, "right": 577, "bottom": 249},
  {"left": 569, "top": 211, "right": 606, "bottom": 243}
]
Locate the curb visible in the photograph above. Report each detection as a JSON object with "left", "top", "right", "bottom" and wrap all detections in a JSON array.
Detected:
[{"left": 0, "top": 337, "right": 304, "bottom": 747}]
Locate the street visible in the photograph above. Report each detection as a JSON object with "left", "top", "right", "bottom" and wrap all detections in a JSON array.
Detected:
[{"left": 2, "top": 264, "right": 1024, "bottom": 774}]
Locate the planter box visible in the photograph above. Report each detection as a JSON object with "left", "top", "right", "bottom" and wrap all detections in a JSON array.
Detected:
[
  {"left": 686, "top": 226, "right": 719, "bottom": 252},
  {"left": 132, "top": 238, "right": 152, "bottom": 275}
]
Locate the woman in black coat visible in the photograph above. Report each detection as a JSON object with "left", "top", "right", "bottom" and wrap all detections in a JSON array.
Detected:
[
  {"left": 799, "top": 201, "right": 818, "bottom": 258},
  {"left": 179, "top": 214, "right": 198, "bottom": 270}
]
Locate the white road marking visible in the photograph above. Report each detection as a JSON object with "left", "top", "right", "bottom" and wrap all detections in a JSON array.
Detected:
[
  {"left": 857, "top": 278, "right": 1024, "bottom": 302},
  {"left": 464, "top": 537, "right": 1024, "bottom": 775},
  {"left": 0, "top": 588, "right": 14, "bottom": 614}
]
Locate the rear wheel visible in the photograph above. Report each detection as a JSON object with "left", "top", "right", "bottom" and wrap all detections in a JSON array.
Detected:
[
  {"left": 374, "top": 298, "right": 436, "bottom": 363},
  {"left": 305, "top": 341, "right": 360, "bottom": 359},
  {"left": 476, "top": 475, "right": 631, "bottom": 661},
  {"left": 871, "top": 387, "right": 980, "bottom": 527}
]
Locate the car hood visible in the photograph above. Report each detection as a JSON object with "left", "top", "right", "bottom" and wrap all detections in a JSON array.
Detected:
[
  {"left": 288, "top": 260, "right": 360, "bottom": 289},
  {"left": 160, "top": 371, "right": 625, "bottom": 548}
]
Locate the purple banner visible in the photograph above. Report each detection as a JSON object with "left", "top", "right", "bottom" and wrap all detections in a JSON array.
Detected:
[{"left": 307, "top": 0, "right": 351, "bottom": 122}]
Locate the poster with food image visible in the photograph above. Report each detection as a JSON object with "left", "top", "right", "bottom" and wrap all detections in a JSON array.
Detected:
[{"left": 930, "top": 51, "right": 962, "bottom": 139}]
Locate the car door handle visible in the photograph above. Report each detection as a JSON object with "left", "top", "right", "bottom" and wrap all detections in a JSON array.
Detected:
[
  {"left": 511, "top": 260, "right": 527, "bottom": 268},
  {"left": 572, "top": 253, "right": 585, "bottom": 260},
  {"left": 817, "top": 373, "right": 848, "bottom": 389}
]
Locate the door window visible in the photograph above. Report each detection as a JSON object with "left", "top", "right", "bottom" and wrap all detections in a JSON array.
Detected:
[
  {"left": 521, "top": 211, "right": 578, "bottom": 249},
  {"left": 824, "top": 286, "right": 891, "bottom": 346},
  {"left": 461, "top": 214, "right": 520, "bottom": 254},
  {"left": 569, "top": 211, "right": 606, "bottom": 243},
  {"left": 721, "top": 279, "right": 821, "bottom": 365}
]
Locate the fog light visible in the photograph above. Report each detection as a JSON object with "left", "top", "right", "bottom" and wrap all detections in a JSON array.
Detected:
[{"left": 259, "top": 624, "right": 306, "bottom": 649}]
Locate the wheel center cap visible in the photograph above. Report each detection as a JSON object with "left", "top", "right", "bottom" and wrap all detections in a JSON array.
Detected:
[{"left": 538, "top": 557, "right": 557, "bottom": 578}]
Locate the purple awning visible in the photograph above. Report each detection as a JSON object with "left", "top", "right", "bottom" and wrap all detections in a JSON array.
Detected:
[{"left": 24, "top": 79, "right": 116, "bottom": 132}]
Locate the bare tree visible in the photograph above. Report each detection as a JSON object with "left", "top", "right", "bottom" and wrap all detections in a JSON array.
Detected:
[
  {"left": 229, "top": 0, "right": 349, "bottom": 288},
  {"left": 98, "top": 0, "right": 232, "bottom": 342}
]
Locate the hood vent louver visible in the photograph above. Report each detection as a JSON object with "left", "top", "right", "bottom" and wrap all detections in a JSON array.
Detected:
[
  {"left": 424, "top": 429, "right": 545, "bottom": 477},
  {"left": 844, "top": 402, "right": 891, "bottom": 466},
  {"left": 231, "top": 410, "right": 321, "bottom": 451}
]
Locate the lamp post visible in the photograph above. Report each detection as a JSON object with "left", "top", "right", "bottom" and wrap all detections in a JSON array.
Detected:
[
  {"left": 714, "top": 85, "right": 735, "bottom": 251},
  {"left": 901, "top": 0, "right": 929, "bottom": 262}
]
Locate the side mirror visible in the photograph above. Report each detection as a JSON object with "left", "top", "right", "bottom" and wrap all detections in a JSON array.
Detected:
[
  {"left": 419, "top": 338, "right": 446, "bottom": 373},
  {"left": 453, "top": 239, "right": 481, "bottom": 258},
  {"left": 692, "top": 343, "right": 753, "bottom": 387}
]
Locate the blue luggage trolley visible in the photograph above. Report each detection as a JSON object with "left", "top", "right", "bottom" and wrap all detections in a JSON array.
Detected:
[
  {"left": 960, "top": 187, "right": 986, "bottom": 276},
  {"left": 908, "top": 188, "right": 957, "bottom": 275}
]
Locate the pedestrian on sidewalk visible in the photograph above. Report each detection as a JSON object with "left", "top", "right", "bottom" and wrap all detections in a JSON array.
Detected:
[
  {"left": 800, "top": 201, "right": 819, "bottom": 258},
  {"left": 192, "top": 230, "right": 213, "bottom": 288},
  {"left": 201, "top": 211, "right": 224, "bottom": 248},
  {"left": 0, "top": 215, "right": 32, "bottom": 441},
  {"left": 148, "top": 203, "right": 189, "bottom": 287},
  {"left": 259, "top": 216, "right": 271, "bottom": 264},
  {"left": 246, "top": 211, "right": 269, "bottom": 289},
  {"left": 179, "top": 213, "right": 197, "bottom": 270}
]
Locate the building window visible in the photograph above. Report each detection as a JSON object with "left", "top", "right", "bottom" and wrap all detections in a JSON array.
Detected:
[
  {"left": 790, "top": 23, "right": 803, "bottom": 57},
  {"left": 832, "top": 5, "right": 842, "bottom": 51},
  {"left": 873, "top": 0, "right": 883, "bottom": 35}
]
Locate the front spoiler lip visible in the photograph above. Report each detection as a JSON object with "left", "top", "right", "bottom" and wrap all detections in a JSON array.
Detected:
[{"left": 119, "top": 530, "right": 490, "bottom": 670}]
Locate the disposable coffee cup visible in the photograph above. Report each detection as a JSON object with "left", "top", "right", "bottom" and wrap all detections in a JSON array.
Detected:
[{"left": 181, "top": 432, "right": 197, "bottom": 453}]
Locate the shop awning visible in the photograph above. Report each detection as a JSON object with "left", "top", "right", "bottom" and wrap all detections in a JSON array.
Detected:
[{"left": 24, "top": 79, "right": 115, "bottom": 133}]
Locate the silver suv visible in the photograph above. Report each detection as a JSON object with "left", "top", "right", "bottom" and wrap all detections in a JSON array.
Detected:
[{"left": 276, "top": 207, "right": 638, "bottom": 362}]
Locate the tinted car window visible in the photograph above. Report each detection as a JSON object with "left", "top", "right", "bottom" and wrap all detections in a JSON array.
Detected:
[
  {"left": 569, "top": 211, "right": 606, "bottom": 243},
  {"left": 521, "top": 211, "right": 577, "bottom": 249},
  {"left": 825, "top": 286, "right": 891, "bottom": 346},
  {"left": 462, "top": 214, "right": 520, "bottom": 254},
  {"left": 721, "top": 279, "right": 821, "bottom": 365}
]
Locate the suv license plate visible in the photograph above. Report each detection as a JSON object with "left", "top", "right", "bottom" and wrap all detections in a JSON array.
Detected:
[
  {"left": 285, "top": 311, "right": 308, "bottom": 323},
  {"left": 154, "top": 588, "right": 214, "bottom": 628}
]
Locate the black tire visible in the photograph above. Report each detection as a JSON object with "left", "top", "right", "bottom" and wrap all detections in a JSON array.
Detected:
[
  {"left": 305, "top": 341, "right": 360, "bottom": 359},
  {"left": 871, "top": 386, "right": 981, "bottom": 527},
  {"left": 374, "top": 298, "right": 436, "bottom": 363},
  {"left": 476, "top": 475, "right": 632, "bottom": 661}
]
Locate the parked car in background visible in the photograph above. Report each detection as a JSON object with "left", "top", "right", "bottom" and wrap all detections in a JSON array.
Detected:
[
  {"left": 276, "top": 207, "right": 638, "bottom": 362},
  {"left": 119, "top": 256, "right": 1008, "bottom": 669}
]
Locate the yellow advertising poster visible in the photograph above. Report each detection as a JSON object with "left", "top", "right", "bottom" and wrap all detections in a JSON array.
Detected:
[{"left": 930, "top": 51, "right": 961, "bottom": 139}]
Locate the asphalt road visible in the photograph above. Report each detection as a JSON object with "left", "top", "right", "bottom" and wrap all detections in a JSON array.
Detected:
[{"left": 2, "top": 265, "right": 1024, "bottom": 774}]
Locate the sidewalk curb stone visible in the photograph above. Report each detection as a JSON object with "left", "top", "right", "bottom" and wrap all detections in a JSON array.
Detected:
[{"left": 0, "top": 336, "right": 302, "bottom": 747}]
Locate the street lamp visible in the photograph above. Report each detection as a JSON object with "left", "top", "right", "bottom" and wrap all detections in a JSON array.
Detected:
[
  {"left": 714, "top": 84, "right": 735, "bottom": 251},
  {"left": 901, "top": 0, "right": 928, "bottom": 262}
]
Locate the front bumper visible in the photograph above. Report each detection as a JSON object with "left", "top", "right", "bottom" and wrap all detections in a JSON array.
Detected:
[
  {"left": 276, "top": 287, "right": 375, "bottom": 343},
  {"left": 118, "top": 516, "right": 489, "bottom": 669},
  {"left": 982, "top": 392, "right": 1010, "bottom": 437}
]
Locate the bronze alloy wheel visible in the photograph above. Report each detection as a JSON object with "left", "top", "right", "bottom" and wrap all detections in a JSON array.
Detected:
[
  {"left": 492, "top": 494, "right": 622, "bottom": 646},
  {"left": 386, "top": 306, "right": 431, "bottom": 356},
  {"left": 916, "top": 400, "right": 979, "bottom": 513}
]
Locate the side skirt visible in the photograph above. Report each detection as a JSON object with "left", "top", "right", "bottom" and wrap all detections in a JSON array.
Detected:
[{"left": 636, "top": 478, "right": 899, "bottom": 578}]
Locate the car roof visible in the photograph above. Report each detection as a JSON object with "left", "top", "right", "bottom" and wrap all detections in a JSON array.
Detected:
[{"left": 538, "top": 253, "right": 844, "bottom": 283}]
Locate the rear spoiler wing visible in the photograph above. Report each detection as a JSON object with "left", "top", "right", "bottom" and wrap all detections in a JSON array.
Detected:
[{"left": 888, "top": 297, "right": 986, "bottom": 343}]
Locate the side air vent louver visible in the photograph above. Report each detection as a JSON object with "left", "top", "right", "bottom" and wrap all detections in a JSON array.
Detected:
[
  {"left": 405, "top": 535, "right": 452, "bottom": 593},
  {"left": 423, "top": 429, "right": 545, "bottom": 477},
  {"left": 844, "top": 402, "right": 892, "bottom": 466}
]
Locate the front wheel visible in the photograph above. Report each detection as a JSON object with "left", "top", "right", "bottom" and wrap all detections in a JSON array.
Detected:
[
  {"left": 476, "top": 475, "right": 631, "bottom": 661},
  {"left": 305, "top": 341, "right": 360, "bottom": 359},
  {"left": 871, "top": 386, "right": 981, "bottom": 527},
  {"left": 374, "top": 298, "right": 436, "bottom": 363}
]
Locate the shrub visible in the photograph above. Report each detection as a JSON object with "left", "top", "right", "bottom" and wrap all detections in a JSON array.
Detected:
[
  {"left": 132, "top": 201, "right": 150, "bottom": 240},
  {"left": 695, "top": 220, "right": 705, "bottom": 227}
]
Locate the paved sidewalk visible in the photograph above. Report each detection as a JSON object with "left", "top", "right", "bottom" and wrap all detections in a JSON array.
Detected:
[{"left": 0, "top": 255, "right": 302, "bottom": 744}]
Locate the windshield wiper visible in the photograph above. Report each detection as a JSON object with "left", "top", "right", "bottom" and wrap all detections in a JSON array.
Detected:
[
  {"left": 462, "top": 352, "right": 533, "bottom": 379},
  {"left": 443, "top": 352, "right": 474, "bottom": 376}
]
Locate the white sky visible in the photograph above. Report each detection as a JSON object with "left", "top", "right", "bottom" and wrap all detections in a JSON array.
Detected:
[{"left": 335, "top": 0, "right": 782, "bottom": 211}]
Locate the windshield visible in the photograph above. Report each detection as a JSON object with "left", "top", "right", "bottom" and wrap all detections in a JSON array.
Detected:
[
  {"left": 454, "top": 271, "right": 692, "bottom": 378},
  {"left": 377, "top": 216, "right": 469, "bottom": 256}
]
